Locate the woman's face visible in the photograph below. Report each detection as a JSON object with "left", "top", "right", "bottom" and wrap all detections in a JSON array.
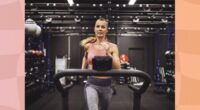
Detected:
[{"left": 94, "top": 20, "right": 108, "bottom": 38}]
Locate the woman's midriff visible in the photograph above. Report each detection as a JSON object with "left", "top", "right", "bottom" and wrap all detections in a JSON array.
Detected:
[{"left": 87, "top": 43, "right": 112, "bottom": 79}]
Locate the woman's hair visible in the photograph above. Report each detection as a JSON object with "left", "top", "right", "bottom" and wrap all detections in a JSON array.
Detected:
[
  {"left": 97, "top": 16, "right": 108, "bottom": 27},
  {"left": 80, "top": 17, "right": 108, "bottom": 48},
  {"left": 80, "top": 36, "right": 97, "bottom": 48}
]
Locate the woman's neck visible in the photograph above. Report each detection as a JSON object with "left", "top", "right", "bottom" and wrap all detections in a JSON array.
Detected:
[{"left": 96, "top": 37, "right": 107, "bottom": 44}]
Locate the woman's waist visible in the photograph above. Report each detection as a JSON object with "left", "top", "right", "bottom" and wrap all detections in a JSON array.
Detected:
[{"left": 87, "top": 76, "right": 112, "bottom": 86}]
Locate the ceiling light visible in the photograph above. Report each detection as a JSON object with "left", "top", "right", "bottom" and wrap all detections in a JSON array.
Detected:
[
  {"left": 139, "top": 4, "right": 142, "bottom": 7},
  {"left": 76, "top": 4, "right": 79, "bottom": 7},
  {"left": 116, "top": 4, "right": 119, "bottom": 7},
  {"left": 162, "top": 4, "right": 166, "bottom": 8},
  {"left": 161, "top": 18, "right": 168, "bottom": 23},
  {"left": 53, "top": 3, "right": 56, "bottom": 6},
  {"left": 74, "top": 18, "right": 81, "bottom": 23},
  {"left": 99, "top": 4, "right": 103, "bottom": 7},
  {"left": 67, "top": 0, "right": 74, "bottom": 6},
  {"left": 45, "top": 17, "right": 52, "bottom": 23},
  {"left": 145, "top": 29, "right": 149, "bottom": 32},
  {"left": 108, "top": 1, "right": 111, "bottom": 4},
  {"left": 123, "top": 4, "right": 126, "bottom": 7},
  {"left": 46, "top": 3, "right": 49, "bottom": 6},
  {"left": 133, "top": 18, "right": 139, "bottom": 23},
  {"left": 128, "top": 0, "right": 136, "bottom": 5},
  {"left": 60, "top": 29, "right": 65, "bottom": 32},
  {"left": 93, "top": 4, "right": 96, "bottom": 7}
]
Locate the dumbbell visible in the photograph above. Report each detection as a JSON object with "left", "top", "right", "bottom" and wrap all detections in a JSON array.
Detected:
[
  {"left": 165, "top": 50, "right": 171, "bottom": 59},
  {"left": 170, "top": 51, "right": 175, "bottom": 59}
]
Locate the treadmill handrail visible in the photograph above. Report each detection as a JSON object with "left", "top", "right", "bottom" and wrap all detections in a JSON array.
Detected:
[{"left": 54, "top": 69, "right": 151, "bottom": 94}]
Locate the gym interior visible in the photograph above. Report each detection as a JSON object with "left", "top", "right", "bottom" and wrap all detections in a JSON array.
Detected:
[{"left": 25, "top": 0, "right": 175, "bottom": 110}]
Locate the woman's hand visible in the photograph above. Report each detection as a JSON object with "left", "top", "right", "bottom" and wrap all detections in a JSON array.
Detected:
[{"left": 103, "top": 42, "right": 121, "bottom": 69}]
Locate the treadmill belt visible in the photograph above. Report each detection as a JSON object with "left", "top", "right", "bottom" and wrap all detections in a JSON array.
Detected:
[{"left": 26, "top": 84, "right": 174, "bottom": 110}]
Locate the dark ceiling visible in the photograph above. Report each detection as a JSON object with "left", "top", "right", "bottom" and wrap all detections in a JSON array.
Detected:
[{"left": 25, "top": 0, "right": 175, "bottom": 37}]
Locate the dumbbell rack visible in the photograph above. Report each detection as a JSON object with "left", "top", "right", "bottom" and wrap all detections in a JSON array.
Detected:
[
  {"left": 164, "top": 50, "right": 175, "bottom": 99},
  {"left": 25, "top": 34, "right": 48, "bottom": 107}
]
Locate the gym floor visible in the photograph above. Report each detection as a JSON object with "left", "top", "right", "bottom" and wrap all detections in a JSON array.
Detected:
[{"left": 26, "top": 83, "right": 174, "bottom": 110}]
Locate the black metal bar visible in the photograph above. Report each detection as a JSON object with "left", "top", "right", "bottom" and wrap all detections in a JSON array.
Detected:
[
  {"left": 133, "top": 92, "right": 141, "bottom": 110},
  {"left": 62, "top": 92, "right": 69, "bottom": 110},
  {"left": 53, "top": 69, "right": 151, "bottom": 110}
]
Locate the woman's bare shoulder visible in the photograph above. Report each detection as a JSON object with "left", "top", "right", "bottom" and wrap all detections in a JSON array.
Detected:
[
  {"left": 84, "top": 43, "right": 92, "bottom": 50},
  {"left": 108, "top": 42, "right": 118, "bottom": 48}
]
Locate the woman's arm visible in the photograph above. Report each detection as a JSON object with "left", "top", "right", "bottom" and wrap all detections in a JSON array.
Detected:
[
  {"left": 81, "top": 52, "right": 87, "bottom": 69},
  {"left": 107, "top": 44, "right": 121, "bottom": 69},
  {"left": 81, "top": 43, "right": 90, "bottom": 69}
]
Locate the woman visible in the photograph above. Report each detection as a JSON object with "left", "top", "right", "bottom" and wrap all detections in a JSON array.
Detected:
[{"left": 80, "top": 17, "right": 121, "bottom": 110}]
